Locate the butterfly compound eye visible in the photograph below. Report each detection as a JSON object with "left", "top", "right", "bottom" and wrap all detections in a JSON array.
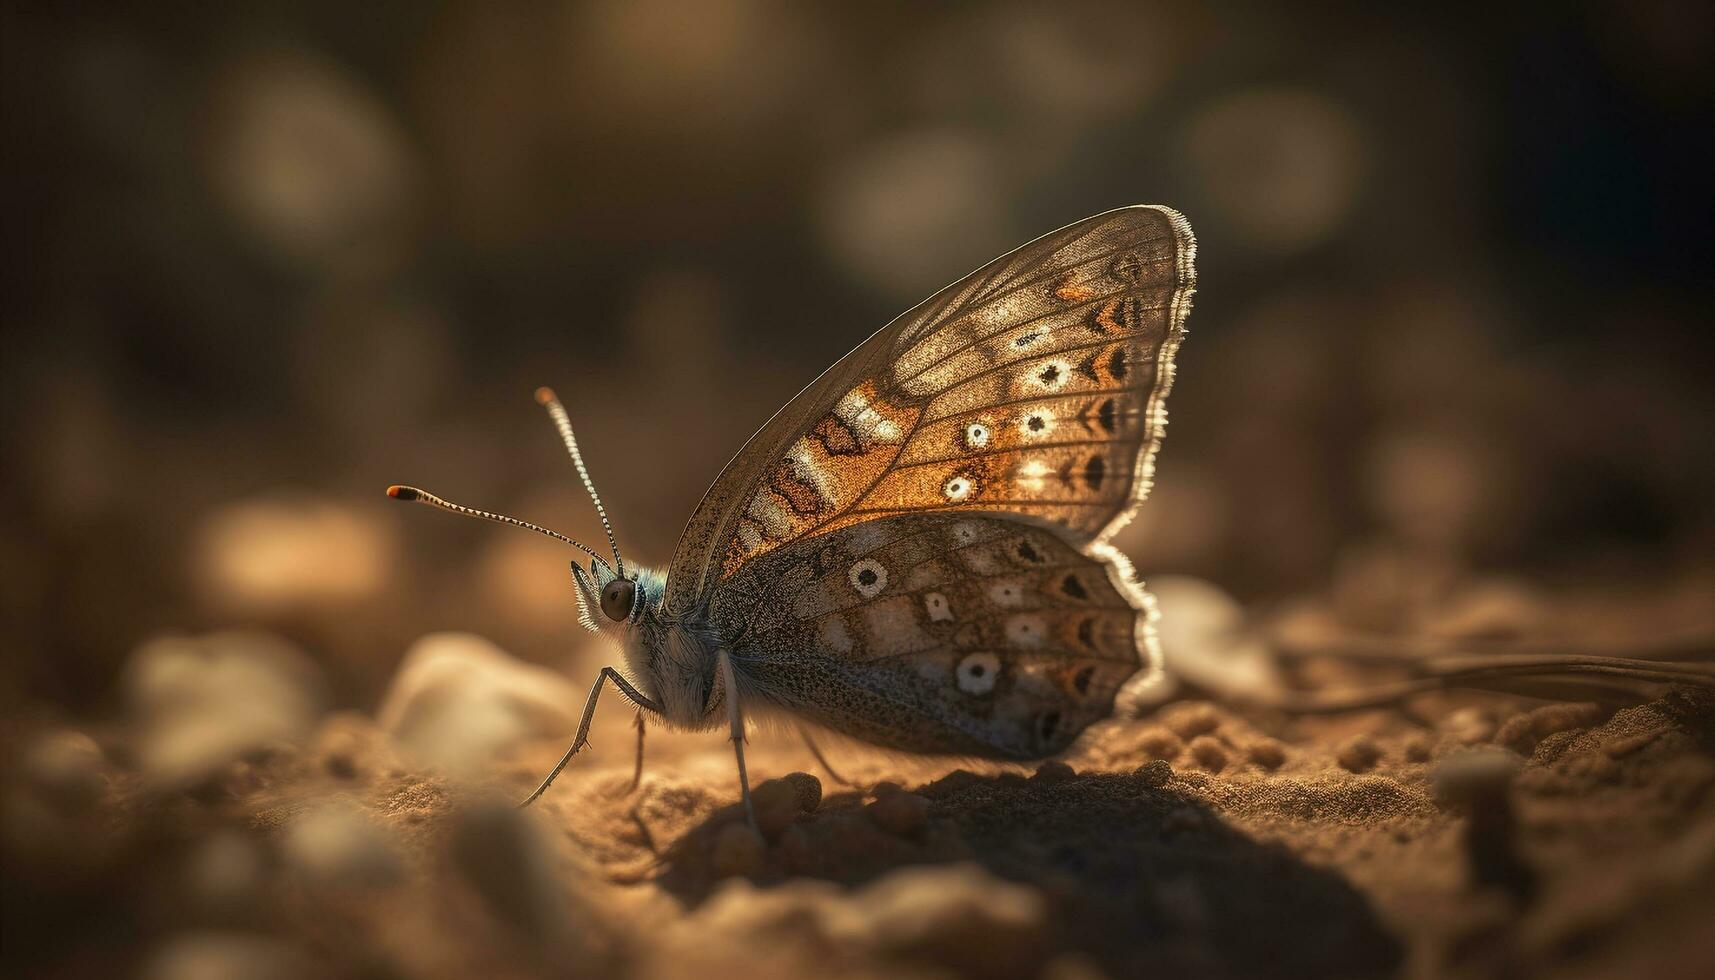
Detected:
[{"left": 600, "top": 578, "right": 636, "bottom": 622}]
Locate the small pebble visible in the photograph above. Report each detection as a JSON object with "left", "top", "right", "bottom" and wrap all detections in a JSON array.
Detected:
[
  {"left": 1135, "top": 759, "right": 1173, "bottom": 787},
  {"left": 779, "top": 771, "right": 824, "bottom": 811},
  {"left": 868, "top": 792, "right": 931, "bottom": 836},
  {"left": 283, "top": 804, "right": 402, "bottom": 889},
  {"left": 1137, "top": 729, "right": 1184, "bottom": 760},
  {"left": 854, "top": 864, "right": 1049, "bottom": 977},
  {"left": 870, "top": 780, "right": 905, "bottom": 798},
  {"left": 750, "top": 772, "right": 822, "bottom": 840},
  {"left": 711, "top": 822, "right": 766, "bottom": 877},
  {"left": 1033, "top": 760, "right": 1075, "bottom": 783},
  {"left": 377, "top": 632, "right": 581, "bottom": 778},
  {"left": 1337, "top": 735, "right": 1382, "bottom": 773},
  {"left": 1166, "top": 703, "right": 1221, "bottom": 738},
  {"left": 1188, "top": 735, "right": 1228, "bottom": 772},
  {"left": 1246, "top": 738, "right": 1286, "bottom": 770},
  {"left": 126, "top": 632, "right": 326, "bottom": 787}
]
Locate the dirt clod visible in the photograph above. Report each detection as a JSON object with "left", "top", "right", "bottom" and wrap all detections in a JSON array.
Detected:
[
  {"left": 1337, "top": 735, "right": 1383, "bottom": 773},
  {"left": 868, "top": 792, "right": 931, "bottom": 836},
  {"left": 1247, "top": 738, "right": 1287, "bottom": 770},
  {"left": 1189, "top": 735, "right": 1229, "bottom": 772},
  {"left": 1033, "top": 760, "right": 1076, "bottom": 782},
  {"left": 1135, "top": 759, "right": 1174, "bottom": 787}
]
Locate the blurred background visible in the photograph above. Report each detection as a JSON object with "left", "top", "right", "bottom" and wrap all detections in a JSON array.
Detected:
[{"left": 3, "top": 0, "right": 1712, "bottom": 721}]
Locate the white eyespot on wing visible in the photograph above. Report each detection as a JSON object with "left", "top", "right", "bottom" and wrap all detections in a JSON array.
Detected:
[
  {"left": 848, "top": 558, "right": 888, "bottom": 598},
  {"left": 962, "top": 421, "right": 991, "bottom": 450},
  {"left": 1018, "top": 408, "right": 1057, "bottom": 440},
  {"left": 1025, "top": 359, "right": 1072, "bottom": 392},
  {"left": 986, "top": 578, "right": 1027, "bottom": 608},
  {"left": 1005, "top": 614, "right": 1048, "bottom": 648},
  {"left": 955, "top": 651, "right": 1001, "bottom": 695},
  {"left": 950, "top": 521, "right": 983, "bottom": 546},
  {"left": 942, "top": 474, "right": 975, "bottom": 501},
  {"left": 819, "top": 615, "right": 854, "bottom": 653},
  {"left": 1015, "top": 459, "right": 1053, "bottom": 491},
  {"left": 924, "top": 591, "right": 954, "bottom": 622}
]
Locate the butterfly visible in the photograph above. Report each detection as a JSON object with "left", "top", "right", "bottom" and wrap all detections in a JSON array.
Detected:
[{"left": 387, "top": 205, "right": 1197, "bottom": 824}]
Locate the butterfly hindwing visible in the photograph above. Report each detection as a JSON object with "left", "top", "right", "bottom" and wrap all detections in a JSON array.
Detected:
[
  {"left": 711, "top": 513, "right": 1145, "bottom": 758},
  {"left": 665, "top": 206, "right": 1195, "bottom": 613}
]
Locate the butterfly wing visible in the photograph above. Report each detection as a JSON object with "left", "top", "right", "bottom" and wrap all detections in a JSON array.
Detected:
[
  {"left": 711, "top": 514, "right": 1145, "bottom": 758},
  {"left": 665, "top": 205, "right": 1197, "bottom": 615}
]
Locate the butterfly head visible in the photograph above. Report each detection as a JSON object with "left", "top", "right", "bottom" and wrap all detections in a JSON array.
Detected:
[{"left": 571, "top": 556, "right": 664, "bottom": 633}]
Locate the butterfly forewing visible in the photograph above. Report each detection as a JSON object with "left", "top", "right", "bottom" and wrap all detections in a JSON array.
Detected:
[
  {"left": 712, "top": 514, "right": 1144, "bottom": 758},
  {"left": 664, "top": 205, "right": 1195, "bottom": 613}
]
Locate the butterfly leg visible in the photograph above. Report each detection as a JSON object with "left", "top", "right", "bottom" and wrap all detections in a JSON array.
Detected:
[
  {"left": 798, "top": 726, "right": 855, "bottom": 788},
  {"left": 717, "top": 649, "right": 758, "bottom": 831},
  {"left": 518, "top": 666, "right": 661, "bottom": 808},
  {"left": 624, "top": 710, "right": 647, "bottom": 795}
]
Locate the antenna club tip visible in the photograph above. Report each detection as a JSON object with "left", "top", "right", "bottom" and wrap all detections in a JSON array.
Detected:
[
  {"left": 386, "top": 485, "right": 419, "bottom": 501},
  {"left": 534, "top": 386, "right": 558, "bottom": 406}
]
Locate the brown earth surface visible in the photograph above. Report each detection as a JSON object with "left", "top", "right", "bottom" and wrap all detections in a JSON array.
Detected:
[{"left": 6, "top": 641, "right": 1714, "bottom": 980}]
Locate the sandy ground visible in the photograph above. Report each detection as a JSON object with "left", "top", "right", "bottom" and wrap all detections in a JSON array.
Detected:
[{"left": 5, "top": 631, "right": 1714, "bottom": 980}]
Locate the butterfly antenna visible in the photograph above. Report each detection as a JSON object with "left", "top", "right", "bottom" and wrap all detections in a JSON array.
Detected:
[
  {"left": 534, "top": 386, "right": 625, "bottom": 578},
  {"left": 384, "top": 484, "right": 610, "bottom": 566}
]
